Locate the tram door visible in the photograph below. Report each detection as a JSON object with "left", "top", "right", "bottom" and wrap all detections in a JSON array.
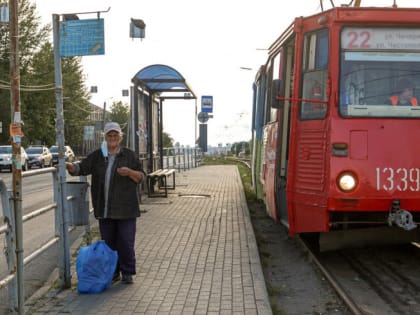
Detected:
[
  {"left": 291, "top": 29, "right": 330, "bottom": 232},
  {"left": 275, "top": 41, "right": 295, "bottom": 227}
]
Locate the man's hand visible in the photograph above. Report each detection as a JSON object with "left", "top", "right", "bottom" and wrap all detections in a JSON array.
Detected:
[
  {"left": 117, "top": 167, "right": 131, "bottom": 177},
  {"left": 117, "top": 167, "right": 141, "bottom": 183},
  {"left": 65, "top": 162, "right": 76, "bottom": 173}
]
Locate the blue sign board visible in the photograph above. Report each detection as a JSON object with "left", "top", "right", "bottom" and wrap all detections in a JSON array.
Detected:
[
  {"left": 0, "top": 5, "right": 9, "bottom": 23},
  {"left": 60, "top": 18, "right": 105, "bottom": 57},
  {"left": 201, "top": 95, "right": 213, "bottom": 113}
]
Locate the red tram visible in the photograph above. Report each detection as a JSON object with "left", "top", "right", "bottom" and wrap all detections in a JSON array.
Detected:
[{"left": 251, "top": 4, "right": 420, "bottom": 249}]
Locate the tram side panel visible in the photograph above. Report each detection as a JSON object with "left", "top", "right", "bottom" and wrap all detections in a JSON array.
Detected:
[
  {"left": 261, "top": 122, "right": 279, "bottom": 221},
  {"left": 251, "top": 130, "right": 264, "bottom": 200}
]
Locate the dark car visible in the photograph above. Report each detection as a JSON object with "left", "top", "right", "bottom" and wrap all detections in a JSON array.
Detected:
[
  {"left": 26, "top": 146, "right": 53, "bottom": 169},
  {"left": 49, "top": 145, "right": 76, "bottom": 165}
]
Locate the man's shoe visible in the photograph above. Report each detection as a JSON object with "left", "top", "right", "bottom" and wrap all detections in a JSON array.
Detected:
[
  {"left": 112, "top": 273, "right": 121, "bottom": 282},
  {"left": 121, "top": 274, "right": 133, "bottom": 284}
]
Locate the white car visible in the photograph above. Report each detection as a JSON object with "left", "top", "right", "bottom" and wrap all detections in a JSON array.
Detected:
[
  {"left": 0, "top": 145, "right": 29, "bottom": 172},
  {"left": 26, "top": 146, "right": 53, "bottom": 169},
  {"left": 49, "top": 145, "right": 76, "bottom": 165}
]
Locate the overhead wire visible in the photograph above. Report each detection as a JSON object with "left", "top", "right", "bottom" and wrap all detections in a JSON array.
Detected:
[{"left": 0, "top": 79, "right": 55, "bottom": 91}]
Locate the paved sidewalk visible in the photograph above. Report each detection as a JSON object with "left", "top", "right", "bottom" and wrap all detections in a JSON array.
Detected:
[{"left": 26, "top": 165, "right": 272, "bottom": 315}]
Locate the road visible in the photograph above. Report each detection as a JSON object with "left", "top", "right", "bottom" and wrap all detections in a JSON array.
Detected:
[{"left": 0, "top": 169, "right": 92, "bottom": 314}]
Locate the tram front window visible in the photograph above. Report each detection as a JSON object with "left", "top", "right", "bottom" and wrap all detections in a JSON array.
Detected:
[{"left": 339, "top": 27, "right": 420, "bottom": 118}]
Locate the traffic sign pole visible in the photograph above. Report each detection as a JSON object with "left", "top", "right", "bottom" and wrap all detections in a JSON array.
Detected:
[{"left": 53, "top": 13, "right": 71, "bottom": 289}]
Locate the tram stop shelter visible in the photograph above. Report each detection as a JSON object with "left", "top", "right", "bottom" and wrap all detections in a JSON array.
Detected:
[{"left": 131, "top": 64, "right": 196, "bottom": 173}]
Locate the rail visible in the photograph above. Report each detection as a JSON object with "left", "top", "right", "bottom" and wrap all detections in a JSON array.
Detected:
[
  {"left": 0, "top": 167, "right": 91, "bottom": 314},
  {"left": 138, "top": 146, "right": 203, "bottom": 173}
]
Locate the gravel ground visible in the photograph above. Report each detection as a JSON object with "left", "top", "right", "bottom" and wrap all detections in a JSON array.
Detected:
[{"left": 248, "top": 199, "right": 352, "bottom": 315}]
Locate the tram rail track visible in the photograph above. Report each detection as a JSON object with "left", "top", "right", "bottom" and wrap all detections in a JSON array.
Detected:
[
  {"left": 298, "top": 235, "right": 420, "bottom": 315},
  {"left": 297, "top": 236, "right": 363, "bottom": 315}
]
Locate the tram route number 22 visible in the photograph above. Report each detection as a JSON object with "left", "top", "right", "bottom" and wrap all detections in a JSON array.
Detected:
[
  {"left": 346, "top": 31, "right": 371, "bottom": 49},
  {"left": 376, "top": 167, "right": 420, "bottom": 191}
]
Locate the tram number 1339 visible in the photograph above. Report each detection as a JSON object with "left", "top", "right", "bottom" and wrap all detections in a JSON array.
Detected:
[{"left": 376, "top": 167, "right": 420, "bottom": 191}]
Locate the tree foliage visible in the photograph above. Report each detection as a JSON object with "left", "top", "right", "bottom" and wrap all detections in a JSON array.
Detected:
[
  {"left": 162, "top": 131, "right": 174, "bottom": 148},
  {"left": 0, "top": 0, "right": 91, "bottom": 149},
  {"left": 109, "top": 101, "right": 129, "bottom": 130},
  {"left": 109, "top": 100, "right": 129, "bottom": 144},
  {"left": 0, "top": 0, "right": 50, "bottom": 144}
]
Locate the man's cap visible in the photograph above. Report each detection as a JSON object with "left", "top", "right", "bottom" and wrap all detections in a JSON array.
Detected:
[{"left": 104, "top": 122, "right": 122, "bottom": 135}]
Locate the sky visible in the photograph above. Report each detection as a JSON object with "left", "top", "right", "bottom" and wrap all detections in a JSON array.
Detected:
[{"left": 32, "top": 0, "right": 419, "bottom": 147}]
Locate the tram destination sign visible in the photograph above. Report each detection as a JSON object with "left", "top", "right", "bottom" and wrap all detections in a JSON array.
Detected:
[
  {"left": 60, "top": 18, "right": 105, "bottom": 57},
  {"left": 341, "top": 27, "right": 420, "bottom": 50}
]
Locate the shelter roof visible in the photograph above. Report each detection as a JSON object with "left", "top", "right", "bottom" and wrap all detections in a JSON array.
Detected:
[{"left": 132, "top": 64, "right": 196, "bottom": 99}]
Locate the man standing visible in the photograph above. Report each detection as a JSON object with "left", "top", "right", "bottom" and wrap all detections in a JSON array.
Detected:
[{"left": 66, "top": 122, "right": 144, "bottom": 284}]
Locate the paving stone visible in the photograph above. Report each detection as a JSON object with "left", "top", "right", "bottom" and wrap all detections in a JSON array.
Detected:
[{"left": 25, "top": 166, "right": 272, "bottom": 315}]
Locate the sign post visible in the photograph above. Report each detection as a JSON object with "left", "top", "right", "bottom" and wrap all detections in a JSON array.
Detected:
[{"left": 53, "top": 9, "right": 108, "bottom": 289}]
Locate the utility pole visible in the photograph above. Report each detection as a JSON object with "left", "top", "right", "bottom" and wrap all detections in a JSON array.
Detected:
[{"left": 9, "top": 0, "right": 25, "bottom": 313}]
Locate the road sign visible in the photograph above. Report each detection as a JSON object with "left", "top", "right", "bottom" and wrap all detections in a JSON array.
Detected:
[
  {"left": 197, "top": 112, "right": 209, "bottom": 123},
  {"left": 0, "top": 5, "right": 8, "bottom": 23},
  {"left": 60, "top": 18, "right": 105, "bottom": 57},
  {"left": 201, "top": 95, "right": 213, "bottom": 113}
]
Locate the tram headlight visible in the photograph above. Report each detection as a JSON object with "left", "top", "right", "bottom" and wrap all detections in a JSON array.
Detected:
[{"left": 337, "top": 172, "right": 357, "bottom": 192}]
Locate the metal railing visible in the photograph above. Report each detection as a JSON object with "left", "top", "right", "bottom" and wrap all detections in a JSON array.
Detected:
[
  {"left": 139, "top": 147, "right": 203, "bottom": 172},
  {"left": 0, "top": 167, "right": 90, "bottom": 314}
]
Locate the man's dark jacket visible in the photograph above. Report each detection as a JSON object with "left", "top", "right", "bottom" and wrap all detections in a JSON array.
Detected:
[{"left": 73, "top": 147, "right": 144, "bottom": 219}]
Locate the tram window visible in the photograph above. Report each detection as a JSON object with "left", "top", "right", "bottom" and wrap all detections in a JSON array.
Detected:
[
  {"left": 300, "top": 29, "right": 329, "bottom": 120},
  {"left": 300, "top": 70, "right": 328, "bottom": 120},
  {"left": 339, "top": 51, "right": 420, "bottom": 118},
  {"left": 339, "top": 27, "right": 420, "bottom": 118},
  {"left": 316, "top": 30, "right": 328, "bottom": 68},
  {"left": 265, "top": 52, "right": 283, "bottom": 122},
  {"left": 303, "top": 29, "right": 329, "bottom": 71}
]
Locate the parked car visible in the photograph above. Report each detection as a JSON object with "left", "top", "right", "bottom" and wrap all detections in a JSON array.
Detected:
[
  {"left": 49, "top": 145, "right": 76, "bottom": 165},
  {"left": 0, "top": 145, "right": 28, "bottom": 172},
  {"left": 26, "top": 146, "right": 53, "bottom": 169}
]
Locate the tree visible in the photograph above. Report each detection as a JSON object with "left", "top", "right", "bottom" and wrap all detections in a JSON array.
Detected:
[
  {"left": 162, "top": 131, "right": 174, "bottom": 148},
  {"left": 109, "top": 100, "right": 129, "bottom": 144},
  {"left": 0, "top": 0, "right": 50, "bottom": 144},
  {"left": 61, "top": 56, "right": 92, "bottom": 146},
  {"left": 22, "top": 43, "right": 91, "bottom": 147},
  {"left": 109, "top": 101, "right": 129, "bottom": 130},
  {"left": 0, "top": 0, "right": 93, "bottom": 149}
]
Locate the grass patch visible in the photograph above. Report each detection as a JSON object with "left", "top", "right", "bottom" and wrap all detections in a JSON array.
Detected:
[
  {"left": 81, "top": 225, "right": 101, "bottom": 246},
  {"left": 266, "top": 284, "right": 286, "bottom": 315}
]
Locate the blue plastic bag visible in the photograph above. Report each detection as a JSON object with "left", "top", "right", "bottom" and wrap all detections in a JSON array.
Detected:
[{"left": 76, "top": 240, "right": 118, "bottom": 294}]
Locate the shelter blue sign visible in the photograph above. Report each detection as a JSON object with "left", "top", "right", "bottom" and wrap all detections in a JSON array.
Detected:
[
  {"left": 201, "top": 95, "right": 213, "bottom": 113},
  {"left": 60, "top": 19, "right": 105, "bottom": 57}
]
